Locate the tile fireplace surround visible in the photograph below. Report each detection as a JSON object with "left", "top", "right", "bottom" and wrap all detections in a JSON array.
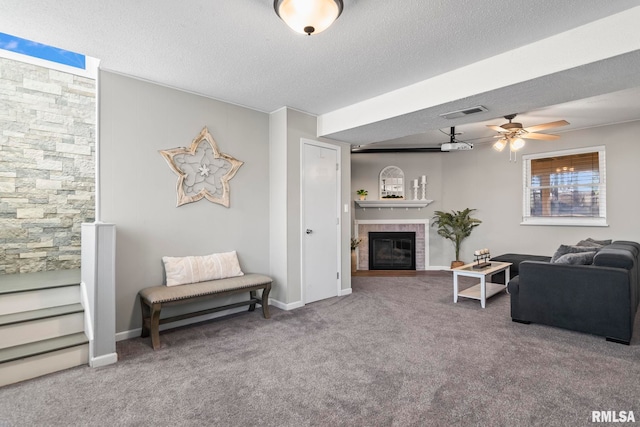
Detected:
[{"left": 355, "top": 220, "right": 429, "bottom": 270}]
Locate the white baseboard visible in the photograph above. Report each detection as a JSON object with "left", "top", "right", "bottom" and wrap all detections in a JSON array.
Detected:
[
  {"left": 425, "top": 266, "right": 450, "bottom": 271},
  {"left": 90, "top": 352, "right": 118, "bottom": 367},
  {"left": 338, "top": 288, "right": 352, "bottom": 296},
  {"left": 115, "top": 305, "right": 250, "bottom": 342},
  {"left": 269, "top": 298, "right": 304, "bottom": 311},
  {"left": 116, "top": 328, "right": 141, "bottom": 342}
]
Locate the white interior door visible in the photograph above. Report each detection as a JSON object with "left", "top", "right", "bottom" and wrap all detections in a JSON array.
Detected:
[{"left": 302, "top": 140, "right": 340, "bottom": 304}]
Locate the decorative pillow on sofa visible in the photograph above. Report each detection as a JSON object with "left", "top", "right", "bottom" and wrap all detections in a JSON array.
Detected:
[
  {"left": 576, "top": 238, "right": 612, "bottom": 248},
  {"left": 553, "top": 251, "right": 597, "bottom": 265},
  {"left": 576, "top": 240, "right": 603, "bottom": 248},
  {"left": 162, "top": 251, "right": 244, "bottom": 287},
  {"left": 550, "top": 244, "right": 601, "bottom": 263}
]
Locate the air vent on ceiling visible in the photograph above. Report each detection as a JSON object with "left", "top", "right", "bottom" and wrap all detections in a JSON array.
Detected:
[{"left": 439, "top": 105, "right": 488, "bottom": 120}]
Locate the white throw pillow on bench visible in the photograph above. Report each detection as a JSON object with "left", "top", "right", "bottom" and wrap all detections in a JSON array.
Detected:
[{"left": 162, "top": 251, "right": 244, "bottom": 286}]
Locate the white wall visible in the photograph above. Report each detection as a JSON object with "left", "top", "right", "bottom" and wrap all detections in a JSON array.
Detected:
[
  {"left": 99, "top": 71, "right": 270, "bottom": 332},
  {"left": 352, "top": 120, "right": 640, "bottom": 267},
  {"left": 269, "top": 108, "right": 288, "bottom": 303}
]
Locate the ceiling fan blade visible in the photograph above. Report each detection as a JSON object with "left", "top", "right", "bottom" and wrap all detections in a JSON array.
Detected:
[
  {"left": 524, "top": 120, "right": 569, "bottom": 133},
  {"left": 487, "top": 125, "right": 508, "bottom": 132},
  {"left": 523, "top": 132, "right": 560, "bottom": 140}
]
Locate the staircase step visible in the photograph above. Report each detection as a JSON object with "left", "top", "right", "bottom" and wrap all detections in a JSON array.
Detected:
[
  {"left": 0, "top": 311, "right": 84, "bottom": 349},
  {"left": 0, "top": 303, "right": 84, "bottom": 327},
  {"left": 0, "top": 284, "right": 81, "bottom": 316},
  {"left": 0, "top": 335, "right": 89, "bottom": 387},
  {"left": 0, "top": 269, "right": 81, "bottom": 295},
  {"left": 0, "top": 332, "right": 88, "bottom": 364}
]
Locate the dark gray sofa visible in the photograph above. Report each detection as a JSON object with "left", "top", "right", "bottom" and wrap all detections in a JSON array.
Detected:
[
  {"left": 489, "top": 253, "right": 552, "bottom": 284},
  {"left": 506, "top": 241, "right": 640, "bottom": 344}
]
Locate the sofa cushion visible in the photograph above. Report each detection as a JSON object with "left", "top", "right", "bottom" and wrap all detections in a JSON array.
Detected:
[
  {"left": 593, "top": 248, "right": 635, "bottom": 270},
  {"left": 553, "top": 251, "right": 596, "bottom": 265},
  {"left": 550, "top": 244, "right": 601, "bottom": 263},
  {"left": 608, "top": 242, "right": 640, "bottom": 259}
]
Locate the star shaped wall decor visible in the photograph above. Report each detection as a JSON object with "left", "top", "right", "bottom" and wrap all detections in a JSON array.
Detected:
[{"left": 160, "top": 127, "right": 243, "bottom": 207}]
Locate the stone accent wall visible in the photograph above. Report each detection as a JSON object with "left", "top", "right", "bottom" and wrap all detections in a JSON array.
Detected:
[{"left": 0, "top": 57, "right": 95, "bottom": 274}]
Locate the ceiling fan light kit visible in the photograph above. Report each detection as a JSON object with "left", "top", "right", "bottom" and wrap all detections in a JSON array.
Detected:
[
  {"left": 492, "top": 138, "right": 507, "bottom": 152},
  {"left": 274, "top": 0, "right": 343, "bottom": 35},
  {"left": 511, "top": 137, "right": 526, "bottom": 151},
  {"left": 487, "top": 114, "right": 569, "bottom": 157}
]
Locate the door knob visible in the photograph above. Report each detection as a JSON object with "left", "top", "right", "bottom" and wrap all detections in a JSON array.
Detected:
[{"left": 306, "top": 229, "right": 313, "bottom": 234}]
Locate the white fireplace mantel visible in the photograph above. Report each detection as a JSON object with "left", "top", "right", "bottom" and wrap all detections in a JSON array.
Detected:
[{"left": 355, "top": 200, "right": 433, "bottom": 210}]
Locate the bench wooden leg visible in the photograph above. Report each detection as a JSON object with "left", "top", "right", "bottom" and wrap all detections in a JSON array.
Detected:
[
  {"left": 248, "top": 290, "right": 257, "bottom": 312},
  {"left": 261, "top": 285, "right": 271, "bottom": 319},
  {"left": 150, "top": 302, "right": 162, "bottom": 350},
  {"left": 140, "top": 296, "right": 150, "bottom": 338}
]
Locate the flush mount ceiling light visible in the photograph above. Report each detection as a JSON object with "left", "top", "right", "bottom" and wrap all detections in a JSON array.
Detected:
[{"left": 274, "top": 0, "right": 343, "bottom": 35}]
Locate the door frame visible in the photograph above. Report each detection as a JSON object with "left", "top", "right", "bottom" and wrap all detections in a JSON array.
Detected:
[{"left": 300, "top": 138, "right": 342, "bottom": 305}]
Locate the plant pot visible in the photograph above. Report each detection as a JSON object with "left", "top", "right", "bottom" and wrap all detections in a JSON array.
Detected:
[
  {"left": 358, "top": 195, "right": 366, "bottom": 200},
  {"left": 351, "top": 250, "right": 357, "bottom": 273},
  {"left": 450, "top": 260, "right": 465, "bottom": 269}
]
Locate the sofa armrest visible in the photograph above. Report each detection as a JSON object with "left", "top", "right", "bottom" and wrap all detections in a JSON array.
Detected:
[{"left": 506, "top": 275, "right": 519, "bottom": 295}]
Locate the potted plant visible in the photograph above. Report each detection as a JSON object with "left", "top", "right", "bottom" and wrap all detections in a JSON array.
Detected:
[
  {"left": 350, "top": 237, "right": 362, "bottom": 273},
  {"left": 431, "top": 208, "right": 482, "bottom": 268},
  {"left": 356, "top": 189, "right": 368, "bottom": 200}
]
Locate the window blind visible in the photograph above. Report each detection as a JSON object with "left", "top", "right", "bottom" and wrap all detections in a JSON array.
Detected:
[{"left": 523, "top": 147, "right": 606, "bottom": 225}]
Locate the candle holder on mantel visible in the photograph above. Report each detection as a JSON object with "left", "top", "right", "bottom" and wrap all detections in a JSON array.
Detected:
[
  {"left": 420, "top": 175, "right": 427, "bottom": 200},
  {"left": 473, "top": 248, "right": 491, "bottom": 269}
]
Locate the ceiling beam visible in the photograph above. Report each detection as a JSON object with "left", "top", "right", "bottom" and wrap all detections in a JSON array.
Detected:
[{"left": 317, "top": 7, "right": 640, "bottom": 142}]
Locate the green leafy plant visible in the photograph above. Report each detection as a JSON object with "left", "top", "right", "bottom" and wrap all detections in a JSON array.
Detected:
[
  {"left": 431, "top": 208, "right": 482, "bottom": 261},
  {"left": 351, "top": 237, "right": 362, "bottom": 250},
  {"left": 356, "top": 189, "right": 368, "bottom": 196}
]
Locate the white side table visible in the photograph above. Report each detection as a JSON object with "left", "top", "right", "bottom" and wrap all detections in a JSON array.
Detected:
[{"left": 452, "top": 261, "right": 512, "bottom": 308}]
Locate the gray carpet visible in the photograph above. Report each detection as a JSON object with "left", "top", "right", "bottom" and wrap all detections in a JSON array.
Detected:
[{"left": 1, "top": 272, "right": 640, "bottom": 426}]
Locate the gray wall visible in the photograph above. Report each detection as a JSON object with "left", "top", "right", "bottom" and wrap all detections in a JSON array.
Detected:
[
  {"left": 99, "top": 71, "right": 270, "bottom": 332},
  {"left": 351, "top": 151, "right": 444, "bottom": 264},
  {"left": 270, "top": 107, "right": 351, "bottom": 306},
  {"left": 352, "top": 120, "right": 640, "bottom": 267}
]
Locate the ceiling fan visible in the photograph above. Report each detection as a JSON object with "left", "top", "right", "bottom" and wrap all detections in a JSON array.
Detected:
[{"left": 487, "top": 114, "right": 569, "bottom": 153}]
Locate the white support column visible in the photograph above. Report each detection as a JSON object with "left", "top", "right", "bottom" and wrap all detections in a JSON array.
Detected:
[{"left": 81, "top": 222, "right": 117, "bottom": 367}]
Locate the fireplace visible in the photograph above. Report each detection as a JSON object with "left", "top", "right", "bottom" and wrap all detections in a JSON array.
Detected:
[
  {"left": 355, "top": 220, "right": 429, "bottom": 271},
  {"left": 369, "top": 232, "right": 416, "bottom": 270}
]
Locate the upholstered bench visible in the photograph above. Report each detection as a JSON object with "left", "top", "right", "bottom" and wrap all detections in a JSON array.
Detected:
[{"left": 139, "top": 273, "right": 272, "bottom": 350}]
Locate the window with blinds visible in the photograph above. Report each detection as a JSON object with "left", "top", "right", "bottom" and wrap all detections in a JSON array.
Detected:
[{"left": 522, "top": 146, "right": 607, "bottom": 226}]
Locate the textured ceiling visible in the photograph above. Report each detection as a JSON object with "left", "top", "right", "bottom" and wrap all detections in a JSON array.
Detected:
[{"left": 1, "top": 0, "right": 640, "bottom": 147}]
